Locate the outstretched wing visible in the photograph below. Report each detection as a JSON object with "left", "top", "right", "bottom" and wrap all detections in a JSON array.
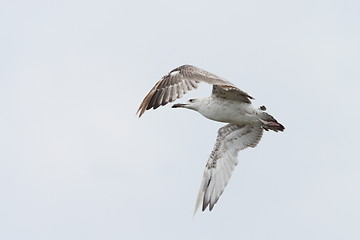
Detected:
[
  {"left": 137, "top": 65, "right": 237, "bottom": 117},
  {"left": 194, "top": 123, "right": 264, "bottom": 214}
]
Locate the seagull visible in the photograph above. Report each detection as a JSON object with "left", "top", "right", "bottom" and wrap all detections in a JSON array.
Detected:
[{"left": 137, "top": 65, "right": 284, "bottom": 214}]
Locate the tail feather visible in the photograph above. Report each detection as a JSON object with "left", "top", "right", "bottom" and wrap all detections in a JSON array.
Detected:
[{"left": 259, "top": 112, "right": 285, "bottom": 132}]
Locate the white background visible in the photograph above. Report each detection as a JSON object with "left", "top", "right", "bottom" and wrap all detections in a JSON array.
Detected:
[{"left": 1, "top": 0, "right": 359, "bottom": 239}]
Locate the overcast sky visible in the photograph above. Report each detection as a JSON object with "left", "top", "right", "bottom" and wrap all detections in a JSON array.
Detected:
[{"left": 1, "top": 0, "right": 360, "bottom": 239}]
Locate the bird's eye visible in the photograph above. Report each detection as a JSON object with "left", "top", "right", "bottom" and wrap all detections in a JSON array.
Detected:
[{"left": 189, "top": 99, "right": 195, "bottom": 103}]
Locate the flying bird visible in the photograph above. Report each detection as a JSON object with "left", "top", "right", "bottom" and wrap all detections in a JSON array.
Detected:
[{"left": 137, "top": 65, "right": 284, "bottom": 214}]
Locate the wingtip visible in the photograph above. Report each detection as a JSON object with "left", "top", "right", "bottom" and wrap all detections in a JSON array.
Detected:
[
  {"left": 193, "top": 193, "right": 203, "bottom": 217},
  {"left": 194, "top": 172, "right": 208, "bottom": 217},
  {"left": 136, "top": 108, "right": 144, "bottom": 118}
]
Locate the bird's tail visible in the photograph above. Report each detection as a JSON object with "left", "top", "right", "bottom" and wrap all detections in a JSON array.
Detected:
[{"left": 258, "top": 108, "right": 285, "bottom": 132}]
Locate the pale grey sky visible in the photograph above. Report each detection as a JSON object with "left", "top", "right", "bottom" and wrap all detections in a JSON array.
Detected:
[{"left": 1, "top": 0, "right": 360, "bottom": 239}]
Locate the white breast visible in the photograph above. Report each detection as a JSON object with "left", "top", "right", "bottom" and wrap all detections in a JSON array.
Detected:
[{"left": 198, "top": 97, "right": 260, "bottom": 124}]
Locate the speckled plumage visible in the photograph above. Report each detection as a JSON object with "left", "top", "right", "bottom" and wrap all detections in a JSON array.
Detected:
[{"left": 137, "top": 65, "right": 284, "bottom": 213}]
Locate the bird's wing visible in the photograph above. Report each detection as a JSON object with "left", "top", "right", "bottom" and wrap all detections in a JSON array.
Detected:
[
  {"left": 212, "top": 85, "right": 254, "bottom": 104},
  {"left": 194, "top": 123, "right": 263, "bottom": 214},
  {"left": 137, "top": 65, "right": 237, "bottom": 117}
]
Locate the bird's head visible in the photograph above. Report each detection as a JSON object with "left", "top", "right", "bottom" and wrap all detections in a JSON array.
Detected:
[{"left": 172, "top": 98, "right": 201, "bottom": 111}]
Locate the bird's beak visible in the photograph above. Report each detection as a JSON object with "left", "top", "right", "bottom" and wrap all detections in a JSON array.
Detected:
[{"left": 172, "top": 103, "right": 188, "bottom": 108}]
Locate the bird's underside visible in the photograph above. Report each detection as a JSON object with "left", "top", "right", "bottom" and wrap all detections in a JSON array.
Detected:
[
  {"left": 195, "top": 123, "right": 264, "bottom": 212},
  {"left": 137, "top": 64, "right": 284, "bottom": 213}
]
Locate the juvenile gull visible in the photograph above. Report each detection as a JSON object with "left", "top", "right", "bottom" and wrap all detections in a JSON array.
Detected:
[{"left": 137, "top": 65, "right": 284, "bottom": 214}]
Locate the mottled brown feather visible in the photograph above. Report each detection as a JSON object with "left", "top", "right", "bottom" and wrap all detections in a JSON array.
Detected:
[{"left": 137, "top": 65, "right": 252, "bottom": 117}]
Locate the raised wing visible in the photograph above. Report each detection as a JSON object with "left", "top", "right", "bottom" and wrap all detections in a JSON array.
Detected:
[
  {"left": 137, "top": 65, "right": 237, "bottom": 117},
  {"left": 212, "top": 85, "right": 254, "bottom": 104},
  {"left": 194, "top": 123, "right": 264, "bottom": 214}
]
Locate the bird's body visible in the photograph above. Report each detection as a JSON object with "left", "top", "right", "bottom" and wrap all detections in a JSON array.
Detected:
[
  {"left": 192, "top": 97, "right": 260, "bottom": 124},
  {"left": 137, "top": 65, "right": 284, "bottom": 213}
]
